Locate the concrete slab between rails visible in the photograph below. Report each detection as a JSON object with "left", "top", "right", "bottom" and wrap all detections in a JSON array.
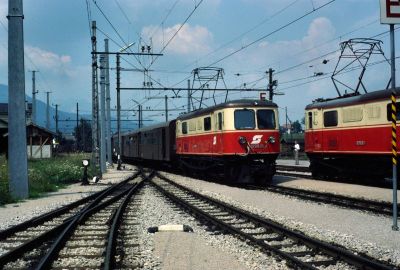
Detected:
[
  {"left": 148, "top": 224, "right": 193, "bottom": 233},
  {"left": 153, "top": 232, "right": 249, "bottom": 270}
]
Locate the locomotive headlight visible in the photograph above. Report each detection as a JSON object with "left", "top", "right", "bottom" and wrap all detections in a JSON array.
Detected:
[
  {"left": 268, "top": 136, "right": 276, "bottom": 144},
  {"left": 238, "top": 136, "right": 247, "bottom": 145}
]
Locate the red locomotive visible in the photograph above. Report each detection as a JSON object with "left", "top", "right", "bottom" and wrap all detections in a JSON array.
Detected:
[
  {"left": 305, "top": 88, "right": 399, "bottom": 180},
  {"left": 116, "top": 99, "right": 280, "bottom": 184}
]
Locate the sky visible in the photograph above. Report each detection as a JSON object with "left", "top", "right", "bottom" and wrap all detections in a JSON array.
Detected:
[{"left": 0, "top": 0, "right": 399, "bottom": 132}]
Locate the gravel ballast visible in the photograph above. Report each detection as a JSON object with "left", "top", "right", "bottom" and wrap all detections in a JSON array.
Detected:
[
  {"left": 160, "top": 171, "right": 400, "bottom": 268},
  {"left": 131, "top": 181, "right": 289, "bottom": 269}
]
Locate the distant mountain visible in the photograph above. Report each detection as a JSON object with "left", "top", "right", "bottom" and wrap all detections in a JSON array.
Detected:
[
  {"left": 0, "top": 83, "right": 85, "bottom": 133},
  {"left": 0, "top": 84, "right": 137, "bottom": 135}
]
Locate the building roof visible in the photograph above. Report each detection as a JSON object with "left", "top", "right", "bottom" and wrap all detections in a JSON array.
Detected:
[{"left": 0, "top": 119, "right": 57, "bottom": 137}]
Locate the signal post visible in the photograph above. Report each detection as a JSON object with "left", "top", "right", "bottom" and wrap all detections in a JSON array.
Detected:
[{"left": 380, "top": 0, "right": 399, "bottom": 231}]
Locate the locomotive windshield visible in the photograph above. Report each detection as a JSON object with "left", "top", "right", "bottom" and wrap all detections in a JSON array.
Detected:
[
  {"left": 234, "top": 109, "right": 255, "bottom": 129},
  {"left": 257, "top": 109, "right": 275, "bottom": 129}
]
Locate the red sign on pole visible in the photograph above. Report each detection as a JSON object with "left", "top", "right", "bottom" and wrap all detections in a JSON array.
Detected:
[{"left": 381, "top": 0, "right": 400, "bottom": 24}]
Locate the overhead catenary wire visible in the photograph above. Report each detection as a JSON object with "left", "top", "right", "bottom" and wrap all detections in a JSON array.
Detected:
[
  {"left": 169, "top": 0, "right": 336, "bottom": 89},
  {"left": 148, "top": 0, "right": 204, "bottom": 68},
  {"left": 148, "top": 0, "right": 181, "bottom": 43},
  {"left": 232, "top": 25, "right": 400, "bottom": 92},
  {"left": 179, "top": 0, "right": 301, "bottom": 72},
  {"left": 207, "top": 0, "right": 336, "bottom": 67}
]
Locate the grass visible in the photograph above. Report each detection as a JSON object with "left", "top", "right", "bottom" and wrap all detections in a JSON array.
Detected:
[{"left": 0, "top": 153, "right": 100, "bottom": 205}]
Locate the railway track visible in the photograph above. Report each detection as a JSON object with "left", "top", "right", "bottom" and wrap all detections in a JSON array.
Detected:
[
  {"left": 276, "top": 164, "right": 313, "bottom": 179},
  {"left": 251, "top": 184, "right": 400, "bottom": 217},
  {"left": 0, "top": 170, "right": 151, "bottom": 269},
  {"left": 151, "top": 173, "right": 396, "bottom": 270}
]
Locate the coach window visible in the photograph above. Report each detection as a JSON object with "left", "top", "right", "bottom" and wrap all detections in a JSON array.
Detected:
[
  {"left": 308, "top": 112, "right": 313, "bottom": 129},
  {"left": 234, "top": 109, "right": 255, "bottom": 130},
  {"left": 182, "top": 122, "right": 188, "bottom": 134},
  {"left": 218, "top": 112, "right": 223, "bottom": 130},
  {"left": 324, "top": 110, "right": 338, "bottom": 127},
  {"left": 204, "top": 117, "right": 211, "bottom": 131},
  {"left": 386, "top": 103, "right": 400, "bottom": 121},
  {"left": 257, "top": 109, "right": 275, "bottom": 129}
]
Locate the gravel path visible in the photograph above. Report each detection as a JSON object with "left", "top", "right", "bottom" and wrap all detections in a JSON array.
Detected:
[
  {"left": 0, "top": 167, "right": 135, "bottom": 231},
  {"left": 160, "top": 171, "right": 400, "bottom": 268}
]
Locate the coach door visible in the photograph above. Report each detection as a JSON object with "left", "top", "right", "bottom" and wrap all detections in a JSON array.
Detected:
[
  {"left": 138, "top": 132, "right": 141, "bottom": 158},
  {"left": 216, "top": 112, "right": 223, "bottom": 154},
  {"left": 162, "top": 128, "right": 166, "bottom": 160},
  {"left": 306, "top": 111, "right": 314, "bottom": 152}
]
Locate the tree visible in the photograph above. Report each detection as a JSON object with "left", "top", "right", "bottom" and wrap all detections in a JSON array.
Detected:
[
  {"left": 74, "top": 119, "right": 92, "bottom": 152},
  {"left": 292, "top": 120, "right": 303, "bottom": 133}
]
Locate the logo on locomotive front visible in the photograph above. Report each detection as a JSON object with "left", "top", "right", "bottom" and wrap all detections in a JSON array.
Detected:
[{"left": 250, "top": 135, "right": 263, "bottom": 144}]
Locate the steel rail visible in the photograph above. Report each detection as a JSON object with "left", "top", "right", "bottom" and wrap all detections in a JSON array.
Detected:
[
  {"left": 261, "top": 184, "right": 399, "bottom": 217},
  {"left": 103, "top": 171, "right": 154, "bottom": 269},
  {"left": 0, "top": 172, "right": 140, "bottom": 268},
  {"left": 152, "top": 174, "right": 395, "bottom": 270},
  {"left": 34, "top": 175, "right": 145, "bottom": 270},
  {"left": 0, "top": 172, "right": 139, "bottom": 241}
]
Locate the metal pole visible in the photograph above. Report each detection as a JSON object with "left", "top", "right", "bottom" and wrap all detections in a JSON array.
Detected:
[
  {"left": 91, "top": 21, "right": 99, "bottom": 171},
  {"left": 187, "top": 79, "right": 191, "bottom": 113},
  {"left": 46, "top": 91, "right": 50, "bottom": 129},
  {"left": 55, "top": 104, "right": 58, "bottom": 134},
  {"left": 285, "top": 107, "right": 288, "bottom": 133},
  {"left": 390, "top": 24, "right": 399, "bottom": 231},
  {"left": 7, "top": 0, "right": 28, "bottom": 199},
  {"left": 116, "top": 53, "right": 121, "bottom": 155},
  {"left": 99, "top": 55, "right": 106, "bottom": 174},
  {"left": 139, "top": 105, "right": 142, "bottom": 128},
  {"left": 268, "top": 68, "right": 274, "bottom": 101},
  {"left": 105, "top": 39, "right": 112, "bottom": 165},
  {"left": 76, "top": 102, "right": 79, "bottom": 151},
  {"left": 30, "top": 70, "right": 38, "bottom": 123},
  {"left": 137, "top": 105, "right": 140, "bottom": 128},
  {"left": 165, "top": 95, "right": 168, "bottom": 122}
]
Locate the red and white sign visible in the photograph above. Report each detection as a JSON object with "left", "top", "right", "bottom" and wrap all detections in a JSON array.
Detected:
[
  {"left": 381, "top": 0, "right": 400, "bottom": 24},
  {"left": 260, "top": 92, "right": 266, "bottom": 100}
]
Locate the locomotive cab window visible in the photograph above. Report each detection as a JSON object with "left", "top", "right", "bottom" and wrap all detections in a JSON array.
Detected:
[
  {"left": 204, "top": 117, "right": 211, "bottom": 131},
  {"left": 234, "top": 109, "right": 255, "bottom": 130},
  {"left": 257, "top": 109, "right": 275, "bottom": 129},
  {"left": 308, "top": 112, "right": 312, "bottom": 129},
  {"left": 182, "top": 122, "right": 188, "bottom": 134},
  {"left": 324, "top": 110, "right": 338, "bottom": 127},
  {"left": 386, "top": 103, "right": 400, "bottom": 121}
]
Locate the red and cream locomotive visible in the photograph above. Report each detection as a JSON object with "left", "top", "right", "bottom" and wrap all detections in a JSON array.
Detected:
[
  {"left": 117, "top": 99, "right": 280, "bottom": 184},
  {"left": 305, "top": 88, "right": 400, "bottom": 180}
]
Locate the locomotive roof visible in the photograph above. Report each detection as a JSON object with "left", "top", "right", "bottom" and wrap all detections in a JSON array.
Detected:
[
  {"left": 177, "top": 99, "right": 277, "bottom": 121},
  {"left": 305, "top": 88, "right": 400, "bottom": 110}
]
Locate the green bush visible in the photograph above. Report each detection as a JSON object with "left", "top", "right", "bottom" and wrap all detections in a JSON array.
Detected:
[
  {"left": 0, "top": 153, "right": 99, "bottom": 205},
  {"left": 0, "top": 155, "right": 13, "bottom": 205}
]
